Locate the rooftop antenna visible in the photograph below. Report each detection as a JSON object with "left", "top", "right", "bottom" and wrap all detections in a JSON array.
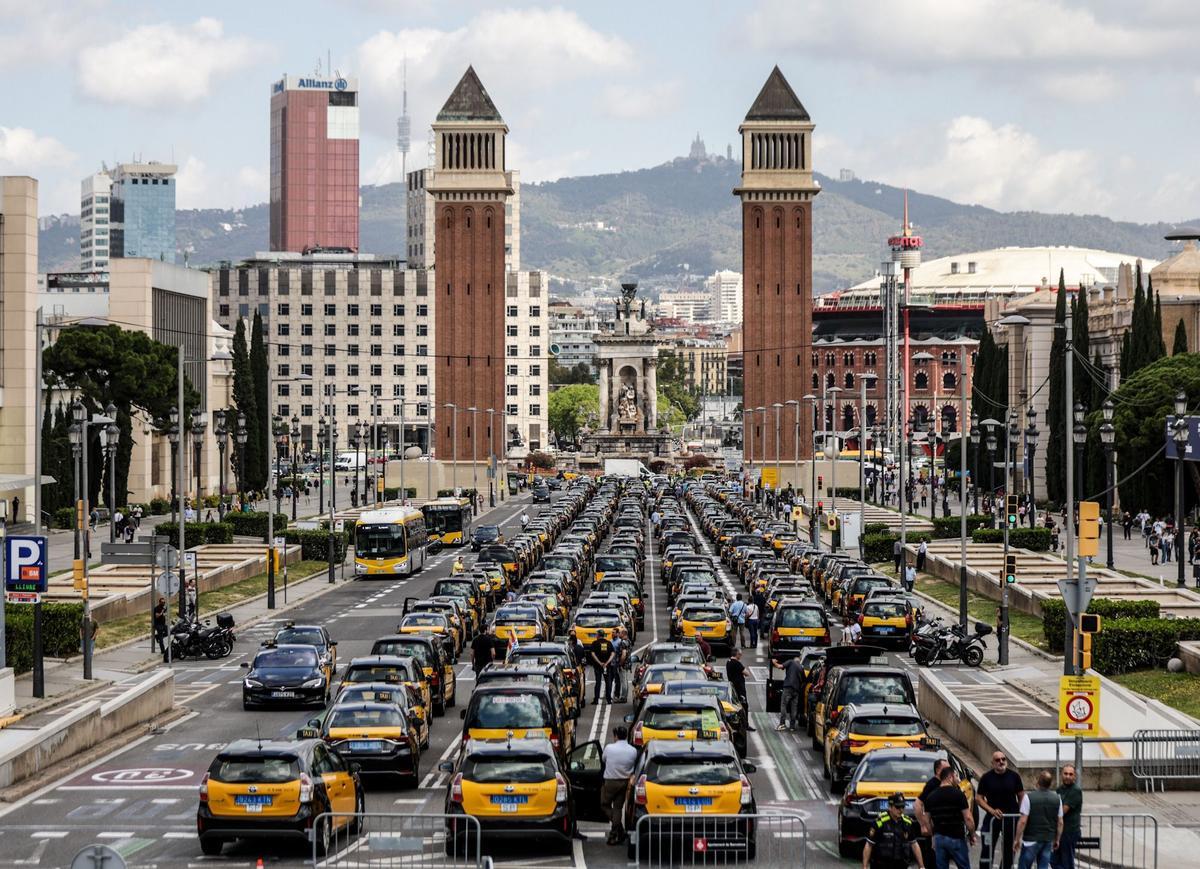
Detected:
[{"left": 396, "top": 56, "right": 412, "bottom": 182}]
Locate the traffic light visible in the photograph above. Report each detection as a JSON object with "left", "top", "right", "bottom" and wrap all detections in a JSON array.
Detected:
[
  {"left": 1077, "top": 632, "right": 1093, "bottom": 671},
  {"left": 1004, "top": 553, "right": 1017, "bottom": 584},
  {"left": 72, "top": 559, "right": 86, "bottom": 592},
  {"left": 827, "top": 514, "right": 838, "bottom": 531},
  {"left": 817, "top": 475, "right": 824, "bottom": 492},
  {"left": 1078, "top": 501, "right": 1100, "bottom": 558},
  {"left": 1006, "top": 495, "right": 1018, "bottom": 528},
  {"left": 1079, "top": 613, "right": 1102, "bottom": 633}
]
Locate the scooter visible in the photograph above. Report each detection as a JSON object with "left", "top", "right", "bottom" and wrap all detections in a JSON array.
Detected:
[
  {"left": 169, "top": 613, "right": 236, "bottom": 660},
  {"left": 912, "top": 621, "right": 990, "bottom": 668}
]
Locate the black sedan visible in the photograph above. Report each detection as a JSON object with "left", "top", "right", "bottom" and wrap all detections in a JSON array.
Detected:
[{"left": 241, "top": 643, "right": 329, "bottom": 709}]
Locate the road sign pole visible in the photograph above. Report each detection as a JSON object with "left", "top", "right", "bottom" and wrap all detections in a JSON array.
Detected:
[{"left": 1063, "top": 305, "right": 1077, "bottom": 676}]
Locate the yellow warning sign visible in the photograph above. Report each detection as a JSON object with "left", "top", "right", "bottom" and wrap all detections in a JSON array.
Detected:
[
  {"left": 791, "top": 505, "right": 804, "bottom": 523},
  {"left": 760, "top": 468, "right": 779, "bottom": 490},
  {"left": 1058, "top": 674, "right": 1101, "bottom": 737}
]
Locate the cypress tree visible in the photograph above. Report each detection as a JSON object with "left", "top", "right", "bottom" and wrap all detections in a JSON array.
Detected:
[
  {"left": 1119, "top": 332, "right": 1131, "bottom": 380},
  {"left": 231, "top": 318, "right": 260, "bottom": 495},
  {"left": 1045, "top": 270, "right": 1068, "bottom": 505},
  {"left": 1153, "top": 280, "right": 1167, "bottom": 358},
  {"left": 250, "top": 311, "right": 269, "bottom": 490},
  {"left": 1174, "top": 319, "right": 1189, "bottom": 355},
  {"left": 1073, "top": 289, "right": 1091, "bottom": 411}
]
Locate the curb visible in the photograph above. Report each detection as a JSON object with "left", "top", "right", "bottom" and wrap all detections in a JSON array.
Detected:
[{"left": 9, "top": 678, "right": 115, "bottom": 720}]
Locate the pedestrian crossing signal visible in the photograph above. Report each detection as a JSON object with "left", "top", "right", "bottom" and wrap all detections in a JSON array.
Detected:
[
  {"left": 1079, "top": 613, "right": 1102, "bottom": 634},
  {"left": 1078, "top": 501, "right": 1100, "bottom": 558},
  {"left": 1006, "top": 495, "right": 1018, "bottom": 528},
  {"left": 1077, "top": 632, "right": 1093, "bottom": 671},
  {"left": 1004, "top": 554, "right": 1017, "bottom": 584}
]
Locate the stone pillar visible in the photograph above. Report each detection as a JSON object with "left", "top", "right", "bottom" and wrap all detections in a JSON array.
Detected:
[
  {"left": 646, "top": 357, "right": 658, "bottom": 431},
  {"left": 598, "top": 359, "right": 610, "bottom": 431}
]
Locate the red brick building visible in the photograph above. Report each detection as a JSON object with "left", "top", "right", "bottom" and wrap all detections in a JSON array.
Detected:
[{"left": 735, "top": 67, "right": 818, "bottom": 461}]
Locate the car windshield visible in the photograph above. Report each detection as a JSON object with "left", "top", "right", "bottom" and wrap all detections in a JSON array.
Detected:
[
  {"left": 401, "top": 615, "right": 446, "bottom": 628},
  {"left": 274, "top": 628, "right": 325, "bottom": 647},
  {"left": 647, "top": 757, "right": 739, "bottom": 785},
  {"left": 842, "top": 675, "right": 912, "bottom": 705},
  {"left": 651, "top": 649, "right": 703, "bottom": 666},
  {"left": 469, "top": 694, "right": 550, "bottom": 729},
  {"left": 684, "top": 607, "right": 725, "bottom": 622},
  {"left": 345, "top": 664, "right": 411, "bottom": 683},
  {"left": 860, "top": 757, "right": 939, "bottom": 782},
  {"left": 255, "top": 649, "right": 318, "bottom": 669},
  {"left": 511, "top": 652, "right": 568, "bottom": 669},
  {"left": 370, "top": 642, "right": 433, "bottom": 668},
  {"left": 851, "top": 716, "right": 924, "bottom": 737},
  {"left": 474, "top": 526, "right": 500, "bottom": 540},
  {"left": 777, "top": 608, "right": 824, "bottom": 628},
  {"left": 575, "top": 613, "right": 619, "bottom": 627},
  {"left": 643, "top": 708, "right": 721, "bottom": 731},
  {"left": 865, "top": 602, "right": 908, "bottom": 619},
  {"left": 466, "top": 756, "right": 555, "bottom": 783},
  {"left": 213, "top": 757, "right": 300, "bottom": 783},
  {"left": 664, "top": 682, "right": 732, "bottom": 701},
  {"left": 337, "top": 687, "right": 403, "bottom": 706},
  {"left": 329, "top": 707, "right": 405, "bottom": 728},
  {"left": 854, "top": 578, "right": 892, "bottom": 592},
  {"left": 357, "top": 523, "right": 407, "bottom": 558}
]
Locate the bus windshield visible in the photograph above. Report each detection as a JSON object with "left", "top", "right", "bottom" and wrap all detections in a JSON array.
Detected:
[
  {"left": 357, "top": 523, "right": 407, "bottom": 559},
  {"left": 423, "top": 503, "right": 469, "bottom": 536}
]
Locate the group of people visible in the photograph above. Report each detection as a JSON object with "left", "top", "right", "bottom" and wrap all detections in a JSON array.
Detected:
[{"left": 866, "top": 751, "right": 1084, "bottom": 869}]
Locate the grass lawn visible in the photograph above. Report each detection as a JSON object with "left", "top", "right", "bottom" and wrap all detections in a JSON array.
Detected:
[
  {"left": 96, "top": 559, "right": 328, "bottom": 650},
  {"left": 914, "top": 575, "right": 1051, "bottom": 651},
  {"left": 1113, "top": 670, "right": 1200, "bottom": 720}
]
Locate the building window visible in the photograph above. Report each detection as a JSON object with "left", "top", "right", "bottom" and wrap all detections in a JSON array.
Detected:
[
  {"left": 370, "top": 364, "right": 382, "bottom": 377},
  {"left": 812, "top": 372, "right": 819, "bottom": 390},
  {"left": 393, "top": 345, "right": 405, "bottom": 356},
  {"left": 278, "top": 364, "right": 290, "bottom": 377},
  {"left": 347, "top": 405, "right": 359, "bottom": 417},
  {"left": 844, "top": 372, "right": 854, "bottom": 389},
  {"left": 416, "top": 304, "right": 428, "bottom": 317},
  {"left": 348, "top": 344, "right": 360, "bottom": 356},
  {"left": 301, "top": 345, "right": 313, "bottom": 357},
  {"left": 507, "top": 364, "right": 518, "bottom": 376},
  {"left": 392, "top": 364, "right": 405, "bottom": 376},
  {"left": 277, "top": 384, "right": 290, "bottom": 396},
  {"left": 393, "top": 304, "right": 405, "bottom": 316},
  {"left": 529, "top": 384, "right": 541, "bottom": 396},
  {"left": 529, "top": 405, "right": 540, "bottom": 417},
  {"left": 277, "top": 303, "right": 290, "bottom": 316},
  {"left": 416, "top": 345, "right": 427, "bottom": 356},
  {"left": 416, "top": 383, "right": 428, "bottom": 396},
  {"left": 301, "top": 384, "right": 313, "bottom": 397},
  {"left": 276, "top": 322, "right": 290, "bottom": 336},
  {"left": 301, "top": 404, "right": 313, "bottom": 417},
  {"left": 529, "top": 305, "right": 540, "bottom": 317},
  {"left": 416, "top": 324, "right": 428, "bottom": 337},
  {"left": 347, "top": 364, "right": 360, "bottom": 377},
  {"left": 218, "top": 304, "right": 230, "bottom": 317},
  {"left": 529, "top": 364, "right": 541, "bottom": 377},
  {"left": 370, "top": 304, "right": 382, "bottom": 317},
  {"left": 301, "top": 323, "right": 313, "bottom": 337},
  {"left": 325, "top": 343, "right": 337, "bottom": 356},
  {"left": 348, "top": 304, "right": 359, "bottom": 317},
  {"left": 943, "top": 372, "right": 957, "bottom": 390},
  {"left": 507, "top": 345, "right": 518, "bottom": 357},
  {"left": 324, "top": 304, "right": 337, "bottom": 316},
  {"left": 506, "top": 404, "right": 518, "bottom": 417},
  {"left": 529, "top": 325, "right": 541, "bottom": 337},
  {"left": 416, "top": 364, "right": 428, "bottom": 377},
  {"left": 325, "top": 364, "right": 337, "bottom": 377},
  {"left": 393, "top": 324, "right": 405, "bottom": 336},
  {"left": 530, "top": 345, "right": 541, "bottom": 357},
  {"left": 301, "top": 304, "right": 313, "bottom": 316},
  {"left": 325, "top": 323, "right": 337, "bottom": 336},
  {"left": 507, "top": 384, "right": 518, "bottom": 396},
  {"left": 914, "top": 371, "right": 929, "bottom": 390},
  {"left": 506, "top": 324, "right": 518, "bottom": 337},
  {"left": 507, "top": 305, "right": 518, "bottom": 317}
]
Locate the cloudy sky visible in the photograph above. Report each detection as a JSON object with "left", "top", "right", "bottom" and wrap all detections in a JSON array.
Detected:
[{"left": 3, "top": 0, "right": 1199, "bottom": 223}]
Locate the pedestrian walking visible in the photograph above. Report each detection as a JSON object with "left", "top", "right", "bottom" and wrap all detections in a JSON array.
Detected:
[
  {"left": 916, "top": 540, "right": 928, "bottom": 571},
  {"left": 904, "top": 562, "right": 917, "bottom": 594},
  {"left": 729, "top": 594, "right": 749, "bottom": 648},
  {"left": 924, "top": 765, "right": 975, "bottom": 869},
  {"left": 611, "top": 628, "right": 629, "bottom": 702},
  {"left": 725, "top": 649, "right": 755, "bottom": 730},
  {"left": 1014, "top": 770, "right": 1062, "bottom": 869},
  {"left": 773, "top": 655, "right": 804, "bottom": 731},
  {"left": 1149, "top": 531, "right": 1161, "bottom": 565},
  {"left": 893, "top": 538, "right": 903, "bottom": 573},
  {"left": 11, "top": 495, "right": 18, "bottom": 522},
  {"left": 471, "top": 626, "right": 496, "bottom": 675},
  {"left": 185, "top": 578, "right": 198, "bottom": 620},
  {"left": 601, "top": 726, "right": 637, "bottom": 845},
  {"left": 752, "top": 588, "right": 769, "bottom": 642},
  {"left": 745, "top": 599, "right": 760, "bottom": 648},
  {"left": 843, "top": 614, "right": 862, "bottom": 645},
  {"left": 590, "top": 630, "right": 616, "bottom": 704},
  {"left": 153, "top": 596, "right": 169, "bottom": 659},
  {"left": 1050, "top": 765, "right": 1082, "bottom": 869},
  {"left": 863, "top": 792, "right": 926, "bottom": 869},
  {"left": 1122, "top": 511, "right": 1133, "bottom": 540},
  {"left": 977, "top": 750, "right": 1025, "bottom": 869},
  {"left": 916, "top": 759, "right": 951, "bottom": 838}
]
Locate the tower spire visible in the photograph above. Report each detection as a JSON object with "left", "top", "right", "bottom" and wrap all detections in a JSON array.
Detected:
[{"left": 903, "top": 189, "right": 910, "bottom": 238}]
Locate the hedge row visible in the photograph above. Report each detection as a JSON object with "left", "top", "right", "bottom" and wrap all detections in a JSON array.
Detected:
[
  {"left": 283, "top": 529, "right": 349, "bottom": 562},
  {"left": 931, "top": 514, "right": 991, "bottom": 539},
  {"left": 862, "top": 531, "right": 932, "bottom": 564},
  {"left": 383, "top": 488, "right": 418, "bottom": 501},
  {"left": 971, "top": 526, "right": 1052, "bottom": 551},
  {"left": 223, "top": 512, "right": 289, "bottom": 541},
  {"left": 1092, "top": 618, "right": 1200, "bottom": 674},
  {"left": 5, "top": 602, "right": 86, "bottom": 674},
  {"left": 1040, "top": 598, "right": 1160, "bottom": 650},
  {"left": 437, "top": 488, "right": 479, "bottom": 500}
]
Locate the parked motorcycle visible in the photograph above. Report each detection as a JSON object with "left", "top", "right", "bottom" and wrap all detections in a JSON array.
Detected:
[
  {"left": 169, "top": 612, "right": 236, "bottom": 660},
  {"left": 912, "top": 620, "right": 990, "bottom": 668}
]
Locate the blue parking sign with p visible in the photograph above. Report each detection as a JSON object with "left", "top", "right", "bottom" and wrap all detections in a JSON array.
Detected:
[{"left": 5, "top": 535, "right": 48, "bottom": 597}]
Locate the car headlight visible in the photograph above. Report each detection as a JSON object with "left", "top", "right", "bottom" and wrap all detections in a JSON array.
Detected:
[
  {"left": 393, "top": 562, "right": 406, "bottom": 573},
  {"left": 301, "top": 677, "right": 325, "bottom": 689},
  {"left": 355, "top": 562, "right": 367, "bottom": 574},
  {"left": 244, "top": 678, "right": 263, "bottom": 688}
]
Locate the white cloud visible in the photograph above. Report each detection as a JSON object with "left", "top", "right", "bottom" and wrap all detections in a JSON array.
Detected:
[
  {"left": 0, "top": 0, "right": 104, "bottom": 69},
  {"left": 175, "top": 156, "right": 266, "bottom": 210},
  {"left": 1040, "top": 71, "right": 1122, "bottom": 104},
  {"left": 506, "top": 139, "right": 591, "bottom": 183},
  {"left": 77, "top": 18, "right": 264, "bottom": 108},
  {"left": 0, "top": 126, "right": 76, "bottom": 172},
  {"left": 599, "top": 81, "right": 683, "bottom": 121}
]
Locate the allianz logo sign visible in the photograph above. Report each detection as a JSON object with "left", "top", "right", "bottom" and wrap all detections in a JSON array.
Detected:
[{"left": 297, "top": 77, "right": 349, "bottom": 90}]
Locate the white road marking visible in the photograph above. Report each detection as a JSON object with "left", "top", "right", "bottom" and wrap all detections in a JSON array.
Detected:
[
  {"left": 31, "top": 831, "right": 69, "bottom": 838},
  {"left": 162, "top": 831, "right": 195, "bottom": 839},
  {"left": 97, "top": 831, "right": 135, "bottom": 838}
]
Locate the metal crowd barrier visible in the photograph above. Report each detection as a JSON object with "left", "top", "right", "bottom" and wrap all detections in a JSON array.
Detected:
[
  {"left": 1132, "top": 728, "right": 1200, "bottom": 791},
  {"left": 629, "top": 811, "right": 807, "bottom": 867},
  {"left": 977, "top": 812, "right": 1157, "bottom": 869},
  {"left": 312, "top": 812, "right": 488, "bottom": 868}
]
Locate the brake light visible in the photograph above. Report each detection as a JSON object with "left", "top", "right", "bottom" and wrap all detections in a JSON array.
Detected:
[
  {"left": 198, "top": 772, "right": 209, "bottom": 802},
  {"left": 550, "top": 734, "right": 560, "bottom": 750},
  {"left": 555, "top": 772, "right": 568, "bottom": 803},
  {"left": 634, "top": 774, "right": 648, "bottom": 805},
  {"left": 829, "top": 708, "right": 840, "bottom": 723},
  {"left": 299, "top": 772, "right": 314, "bottom": 804},
  {"left": 450, "top": 773, "right": 464, "bottom": 803},
  {"left": 771, "top": 629, "right": 781, "bottom": 643},
  {"left": 739, "top": 774, "right": 753, "bottom": 806},
  {"left": 843, "top": 788, "right": 859, "bottom": 806},
  {"left": 632, "top": 722, "right": 644, "bottom": 746},
  {"left": 846, "top": 738, "right": 869, "bottom": 749},
  {"left": 905, "top": 613, "right": 913, "bottom": 629},
  {"left": 857, "top": 614, "right": 864, "bottom": 627}
]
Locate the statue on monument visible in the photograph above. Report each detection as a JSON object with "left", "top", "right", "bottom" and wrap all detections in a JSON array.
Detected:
[{"left": 618, "top": 382, "right": 638, "bottom": 420}]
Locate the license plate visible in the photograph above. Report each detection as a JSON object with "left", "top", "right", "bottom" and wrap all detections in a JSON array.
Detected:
[
  {"left": 875, "top": 627, "right": 895, "bottom": 633},
  {"left": 875, "top": 798, "right": 914, "bottom": 812},
  {"left": 490, "top": 795, "right": 529, "bottom": 805},
  {"left": 500, "top": 803, "right": 520, "bottom": 813},
  {"left": 235, "top": 795, "right": 273, "bottom": 807},
  {"left": 271, "top": 690, "right": 296, "bottom": 698},
  {"left": 349, "top": 740, "right": 382, "bottom": 752},
  {"left": 674, "top": 797, "right": 712, "bottom": 808}
]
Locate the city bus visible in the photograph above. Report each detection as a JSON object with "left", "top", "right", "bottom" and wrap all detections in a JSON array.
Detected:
[
  {"left": 421, "top": 496, "right": 472, "bottom": 546},
  {"left": 355, "top": 506, "right": 428, "bottom": 576}
]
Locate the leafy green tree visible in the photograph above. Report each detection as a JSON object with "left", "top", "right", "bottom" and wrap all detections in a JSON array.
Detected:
[
  {"left": 549, "top": 359, "right": 597, "bottom": 385},
  {"left": 249, "top": 311, "right": 269, "bottom": 490},
  {"left": 1045, "top": 271, "right": 1068, "bottom": 504},
  {"left": 1174, "top": 319, "right": 1189, "bottom": 355},
  {"left": 547, "top": 384, "right": 599, "bottom": 447},
  {"left": 230, "top": 318, "right": 260, "bottom": 494},
  {"left": 42, "top": 325, "right": 198, "bottom": 508},
  {"left": 656, "top": 352, "right": 700, "bottom": 421}
]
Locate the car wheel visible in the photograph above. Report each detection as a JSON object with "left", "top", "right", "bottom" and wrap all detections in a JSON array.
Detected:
[
  {"left": 838, "top": 838, "right": 858, "bottom": 858},
  {"left": 314, "top": 803, "right": 333, "bottom": 856},
  {"left": 434, "top": 695, "right": 445, "bottom": 717},
  {"left": 447, "top": 685, "right": 457, "bottom": 708},
  {"left": 351, "top": 790, "right": 366, "bottom": 835},
  {"left": 199, "top": 837, "right": 223, "bottom": 856}
]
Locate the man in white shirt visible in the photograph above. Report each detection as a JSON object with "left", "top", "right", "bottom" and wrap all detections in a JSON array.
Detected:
[{"left": 601, "top": 726, "right": 638, "bottom": 845}]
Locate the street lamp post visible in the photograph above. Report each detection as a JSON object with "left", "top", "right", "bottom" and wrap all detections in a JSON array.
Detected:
[
  {"left": 1025, "top": 408, "right": 1039, "bottom": 528},
  {"left": 755, "top": 407, "right": 767, "bottom": 502},
  {"left": 350, "top": 422, "right": 360, "bottom": 508},
  {"left": 803, "top": 394, "right": 818, "bottom": 548},
  {"left": 273, "top": 417, "right": 286, "bottom": 516},
  {"left": 1174, "top": 391, "right": 1188, "bottom": 588},
  {"left": 985, "top": 427, "right": 998, "bottom": 525},
  {"left": 772, "top": 402, "right": 783, "bottom": 497},
  {"left": 67, "top": 416, "right": 89, "bottom": 679},
  {"left": 381, "top": 431, "right": 390, "bottom": 500},
  {"left": 168, "top": 408, "right": 180, "bottom": 524},
  {"left": 103, "top": 402, "right": 118, "bottom": 543},
  {"left": 290, "top": 416, "right": 300, "bottom": 521},
  {"left": 929, "top": 415, "right": 939, "bottom": 522},
  {"left": 970, "top": 412, "right": 980, "bottom": 516},
  {"left": 214, "top": 414, "right": 228, "bottom": 519},
  {"left": 1072, "top": 402, "right": 1086, "bottom": 504},
  {"left": 785, "top": 399, "right": 800, "bottom": 508},
  {"left": 487, "top": 407, "right": 496, "bottom": 508},
  {"left": 1100, "top": 401, "right": 1116, "bottom": 570},
  {"left": 469, "top": 406, "right": 479, "bottom": 513},
  {"left": 235, "top": 412, "right": 247, "bottom": 511},
  {"left": 317, "top": 418, "right": 327, "bottom": 514},
  {"left": 827, "top": 387, "right": 843, "bottom": 543},
  {"left": 445, "top": 403, "right": 458, "bottom": 493},
  {"left": 190, "top": 408, "right": 206, "bottom": 519}
]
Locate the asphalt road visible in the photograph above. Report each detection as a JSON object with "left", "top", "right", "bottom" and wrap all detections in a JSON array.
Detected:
[{"left": 0, "top": 489, "right": 983, "bottom": 868}]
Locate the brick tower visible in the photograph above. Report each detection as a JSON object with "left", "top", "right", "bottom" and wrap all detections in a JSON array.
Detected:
[
  {"left": 429, "top": 67, "right": 513, "bottom": 468},
  {"left": 734, "top": 66, "right": 818, "bottom": 469}
]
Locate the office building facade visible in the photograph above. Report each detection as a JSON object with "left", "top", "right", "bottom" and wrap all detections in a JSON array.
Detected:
[
  {"left": 80, "top": 170, "right": 112, "bottom": 271},
  {"left": 109, "top": 162, "right": 177, "bottom": 263},
  {"left": 270, "top": 74, "right": 360, "bottom": 253}
]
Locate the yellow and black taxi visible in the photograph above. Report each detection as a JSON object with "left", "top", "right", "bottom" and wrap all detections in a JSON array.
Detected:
[
  {"left": 516, "top": 591, "right": 567, "bottom": 635},
  {"left": 632, "top": 641, "right": 711, "bottom": 686},
  {"left": 840, "top": 574, "right": 896, "bottom": 618},
  {"left": 661, "top": 679, "right": 749, "bottom": 758},
  {"left": 474, "top": 563, "right": 510, "bottom": 598},
  {"left": 477, "top": 543, "right": 522, "bottom": 585},
  {"left": 369, "top": 634, "right": 457, "bottom": 714},
  {"left": 507, "top": 641, "right": 586, "bottom": 712},
  {"left": 622, "top": 737, "right": 758, "bottom": 861},
  {"left": 626, "top": 693, "right": 731, "bottom": 748},
  {"left": 320, "top": 700, "right": 423, "bottom": 787},
  {"left": 837, "top": 744, "right": 976, "bottom": 859},
  {"left": 765, "top": 646, "right": 827, "bottom": 715},
  {"left": 476, "top": 662, "right": 579, "bottom": 725},
  {"left": 595, "top": 552, "right": 641, "bottom": 584},
  {"left": 812, "top": 658, "right": 915, "bottom": 753},
  {"left": 433, "top": 577, "right": 487, "bottom": 627},
  {"left": 492, "top": 603, "right": 550, "bottom": 646},
  {"left": 635, "top": 663, "right": 712, "bottom": 699},
  {"left": 324, "top": 681, "right": 430, "bottom": 749},
  {"left": 675, "top": 602, "right": 733, "bottom": 654},
  {"left": 859, "top": 596, "right": 914, "bottom": 649},
  {"left": 197, "top": 736, "right": 363, "bottom": 857},
  {"left": 272, "top": 622, "right": 337, "bottom": 682},
  {"left": 403, "top": 598, "right": 467, "bottom": 649},
  {"left": 571, "top": 608, "right": 622, "bottom": 646},
  {"left": 397, "top": 612, "right": 461, "bottom": 655},
  {"left": 459, "top": 680, "right": 575, "bottom": 758},
  {"left": 823, "top": 702, "right": 929, "bottom": 791},
  {"left": 541, "top": 552, "right": 582, "bottom": 590},
  {"left": 768, "top": 602, "right": 831, "bottom": 658},
  {"left": 241, "top": 642, "right": 330, "bottom": 710},
  {"left": 340, "top": 654, "right": 433, "bottom": 715},
  {"left": 439, "top": 736, "right": 576, "bottom": 853}
]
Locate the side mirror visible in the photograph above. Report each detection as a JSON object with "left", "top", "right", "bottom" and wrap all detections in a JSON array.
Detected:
[
  {"left": 329, "top": 640, "right": 338, "bottom": 647},
  {"left": 623, "top": 713, "right": 635, "bottom": 724},
  {"left": 438, "top": 761, "right": 454, "bottom": 773},
  {"left": 308, "top": 718, "right": 321, "bottom": 728},
  {"left": 742, "top": 762, "right": 757, "bottom": 774},
  {"left": 349, "top": 762, "right": 362, "bottom": 774},
  {"left": 240, "top": 662, "right": 250, "bottom": 669},
  {"left": 459, "top": 709, "right": 467, "bottom": 720}
]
